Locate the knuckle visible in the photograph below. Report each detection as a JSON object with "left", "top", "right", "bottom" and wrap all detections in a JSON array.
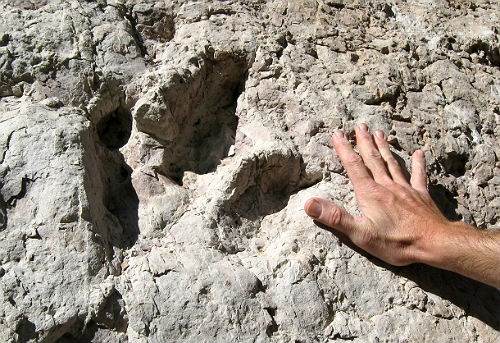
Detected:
[
  {"left": 412, "top": 168, "right": 424, "bottom": 178},
  {"left": 370, "top": 189, "right": 395, "bottom": 203},
  {"left": 386, "top": 156, "right": 400, "bottom": 166},
  {"left": 398, "top": 189, "right": 417, "bottom": 203},
  {"left": 345, "top": 153, "right": 363, "bottom": 166},
  {"left": 326, "top": 206, "right": 343, "bottom": 227},
  {"left": 367, "top": 150, "right": 382, "bottom": 159}
]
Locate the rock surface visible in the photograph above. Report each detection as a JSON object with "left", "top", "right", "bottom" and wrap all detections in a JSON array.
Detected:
[{"left": 0, "top": 0, "right": 499, "bottom": 342}]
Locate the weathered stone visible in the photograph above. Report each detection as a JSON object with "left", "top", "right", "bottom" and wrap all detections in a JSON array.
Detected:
[{"left": 0, "top": 1, "right": 499, "bottom": 342}]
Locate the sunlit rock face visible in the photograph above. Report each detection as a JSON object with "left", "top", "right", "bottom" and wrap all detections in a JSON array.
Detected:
[{"left": 0, "top": 1, "right": 499, "bottom": 342}]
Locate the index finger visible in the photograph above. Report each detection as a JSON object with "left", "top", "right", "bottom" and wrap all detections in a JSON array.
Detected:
[{"left": 332, "top": 130, "right": 375, "bottom": 191}]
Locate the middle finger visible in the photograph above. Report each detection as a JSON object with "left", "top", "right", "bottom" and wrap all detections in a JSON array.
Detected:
[{"left": 355, "top": 123, "right": 392, "bottom": 184}]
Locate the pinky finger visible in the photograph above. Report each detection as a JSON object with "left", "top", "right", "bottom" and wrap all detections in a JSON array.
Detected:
[{"left": 410, "top": 150, "right": 427, "bottom": 193}]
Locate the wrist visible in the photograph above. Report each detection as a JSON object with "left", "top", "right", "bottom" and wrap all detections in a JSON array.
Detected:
[
  {"left": 413, "top": 219, "right": 453, "bottom": 267},
  {"left": 418, "top": 220, "right": 467, "bottom": 267},
  {"left": 418, "top": 221, "right": 500, "bottom": 288}
]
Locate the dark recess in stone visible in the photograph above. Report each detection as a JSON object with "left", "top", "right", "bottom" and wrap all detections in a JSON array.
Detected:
[
  {"left": 467, "top": 40, "right": 500, "bottom": 67},
  {"left": 113, "top": 3, "right": 149, "bottom": 58},
  {"left": 56, "top": 332, "right": 80, "bottom": 343},
  {"left": 329, "top": 2, "right": 345, "bottom": 9},
  {"left": 265, "top": 307, "right": 279, "bottom": 337},
  {"left": 5, "top": 177, "right": 32, "bottom": 207},
  {"left": 90, "top": 102, "right": 139, "bottom": 251},
  {"left": 428, "top": 183, "right": 461, "bottom": 221},
  {"left": 16, "top": 316, "right": 38, "bottom": 342},
  {"left": 134, "top": 7, "right": 175, "bottom": 43},
  {"left": 441, "top": 151, "right": 467, "bottom": 177},
  {"left": 382, "top": 3, "right": 395, "bottom": 18},
  {"left": 365, "top": 85, "right": 400, "bottom": 108},
  {"left": 95, "top": 290, "right": 128, "bottom": 332},
  {"left": 0, "top": 33, "right": 9, "bottom": 46},
  {"left": 56, "top": 290, "right": 128, "bottom": 343},
  {"left": 97, "top": 106, "right": 132, "bottom": 150},
  {"left": 0, "top": 196, "right": 6, "bottom": 231},
  {"left": 162, "top": 55, "right": 248, "bottom": 185},
  {"left": 104, "top": 155, "right": 139, "bottom": 249}
]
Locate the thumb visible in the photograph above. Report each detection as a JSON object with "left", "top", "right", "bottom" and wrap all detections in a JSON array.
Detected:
[{"left": 304, "top": 197, "right": 359, "bottom": 236}]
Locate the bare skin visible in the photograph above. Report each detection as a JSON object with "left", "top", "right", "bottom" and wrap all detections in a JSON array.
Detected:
[{"left": 304, "top": 123, "right": 500, "bottom": 288}]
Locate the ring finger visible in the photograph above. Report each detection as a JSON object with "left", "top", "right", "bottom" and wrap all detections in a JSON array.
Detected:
[{"left": 372, "top": 130, "right": 408, "bottom": 185}]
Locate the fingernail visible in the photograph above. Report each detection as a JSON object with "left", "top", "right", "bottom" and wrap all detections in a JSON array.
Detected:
[
  {"left": 306, "top": 199, "right": 322, "bottom": 219},
  {"left": 358, "top": 123, "right": 369, "bottom": 132},
  {"left": 374, "top": 130, "right": 385, "bottom": 139},
  {"left": 414, "top": 149, "right": 424, "bottom": 158},
  {"left": 333, "top": 130, "right": 345, "bottom": 139}
]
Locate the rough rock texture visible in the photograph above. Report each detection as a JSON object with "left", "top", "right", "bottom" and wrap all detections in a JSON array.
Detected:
[{"left": 0, "top": 0, "right": 499, "bottom": 342}]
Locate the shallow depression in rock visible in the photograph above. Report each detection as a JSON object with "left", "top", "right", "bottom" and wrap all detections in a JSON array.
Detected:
[
  {"left": 134, "top": 52, "right": 249, "bottom": 185},
  {"left": 166, "top": 56, "right": 247, "bottom": 184},
  {"left": 216, "top": 151, "right": 317, "bottom": 253}
]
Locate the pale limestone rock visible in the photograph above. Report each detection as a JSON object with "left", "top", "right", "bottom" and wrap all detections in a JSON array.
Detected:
[{"left": 0, "top": 1, "right": 499, "bottom": 342}]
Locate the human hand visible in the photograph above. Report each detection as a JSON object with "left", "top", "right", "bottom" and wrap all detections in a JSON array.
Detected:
[
  {"left": 304, "top": 123, "right": 445, "bottom": 266},
  {"left": 304, "top": 124, "right": 500, "bottom": 288}
]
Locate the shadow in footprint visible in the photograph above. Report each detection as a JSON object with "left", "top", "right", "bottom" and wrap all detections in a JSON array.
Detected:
[
  {"left": 97, "top": 106, "right": 133, "bottom": 150},
  {"left": 94, "top": 104, "right": 139, "bottom": 249},
  {"left": 102, "top": 154, "right": 139, "bottom": 249},
  {"left": 84, "top": 105, "right": 139, "bottom": 253},
  {"left": 440, "top": 151, "right": 468, "bottom": 178},
  {"left": 134, "top": 51, "right": 250, "bottom": 186},
  {"left": 164, "top": 55, "right": 247, "bottom": 185},
  {"left": 466, "top": 39, "right": 500, "bottom": 67}
]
